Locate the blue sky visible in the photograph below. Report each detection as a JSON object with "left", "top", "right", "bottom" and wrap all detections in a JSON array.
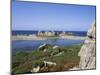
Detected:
[{"left": 12, "top": 0, "right": 96, "bottom": 31}]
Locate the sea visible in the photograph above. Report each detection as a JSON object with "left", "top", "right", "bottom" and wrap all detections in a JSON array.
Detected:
[
  {"left": 12, "top": 30, "right": 87, "bottom": 36},
  {"left": 12, "top": 31, "right": 87, "bottom": 53}
]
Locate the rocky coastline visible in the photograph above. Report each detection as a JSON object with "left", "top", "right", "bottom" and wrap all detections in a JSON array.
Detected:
[{"left": 12, "top": 35, "right": 86, "bottom": 40}]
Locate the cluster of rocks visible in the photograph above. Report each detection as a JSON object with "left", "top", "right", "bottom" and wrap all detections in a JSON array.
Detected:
[
  {"left": 30, "top": 44, "right": 64, "bottom": 73},
  {"left": 37, "top": 31, "right": 73, "bottom": 37},
  {"left": 31, "top": 61, "right": 57, "bottom": 73},
  {"left": 38, "top": 44, "right": 63, "bottom": 56},
  {"left": 37, "top": 31, "right": 56, "bottom": 36}
]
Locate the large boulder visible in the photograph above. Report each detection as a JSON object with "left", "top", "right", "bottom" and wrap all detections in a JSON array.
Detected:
[{"left": 78, "top": 21, "right": 96, "bottom": 69}]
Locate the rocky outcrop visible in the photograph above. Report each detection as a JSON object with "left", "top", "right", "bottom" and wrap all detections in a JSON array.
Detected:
[
  {"left": 43, "top": 61, "right": 57, "bottom": 66},
  {"left": 31, "top": 61, "right": 57, "bottom": 73},
  {"left": 78, "top": 21, "right": 96, "bottom": 69}
]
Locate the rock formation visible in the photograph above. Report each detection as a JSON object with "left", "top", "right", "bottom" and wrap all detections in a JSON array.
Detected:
[
  {"left": 78, "top": 21, "right": 96, "bottom": 69},
  {"left": 31, "top": 66, "right": 40, "bottom": 73}
]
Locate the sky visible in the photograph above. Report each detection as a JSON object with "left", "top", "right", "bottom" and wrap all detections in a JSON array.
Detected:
[{"left": 12, "top": 0, "right": 96, "bottom": 31}]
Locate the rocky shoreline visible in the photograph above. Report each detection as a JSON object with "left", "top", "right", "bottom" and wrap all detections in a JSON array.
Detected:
[{"left": 12, "top": 35, "right": 86, "bottom": 40}]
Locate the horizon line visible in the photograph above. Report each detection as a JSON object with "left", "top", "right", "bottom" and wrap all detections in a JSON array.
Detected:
[{"left": 12, "top": 30, "right": 88, "bottom": 32}]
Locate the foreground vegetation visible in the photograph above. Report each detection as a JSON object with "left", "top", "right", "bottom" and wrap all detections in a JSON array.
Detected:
[{"left": 12, "top": 44, "right": 82, "bottom": 74}]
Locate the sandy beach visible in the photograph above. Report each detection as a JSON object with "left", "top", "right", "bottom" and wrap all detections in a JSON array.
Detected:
[{"left": 12, "top": 35, "right": 86, "bottom": 40}]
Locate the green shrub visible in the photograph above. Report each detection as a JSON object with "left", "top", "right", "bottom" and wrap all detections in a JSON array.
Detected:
[{"left": 32, "top": 60, "right": 44, "bottom": 67}]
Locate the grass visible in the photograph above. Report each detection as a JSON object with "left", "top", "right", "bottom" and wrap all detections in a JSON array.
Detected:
[{"left": 12, "top": 44, "right": 82, "bottom": 74}]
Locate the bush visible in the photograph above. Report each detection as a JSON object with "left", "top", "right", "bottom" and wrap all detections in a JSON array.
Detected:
[
  {"left": 12, "top": 61, "right": 32, "bottom": 74},
  {"left": 32, "top": 60, "right": 44, "bottom": 67}
]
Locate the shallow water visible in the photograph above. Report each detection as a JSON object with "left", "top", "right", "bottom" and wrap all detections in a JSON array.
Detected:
[{"left": 12, "top": 39, "right": 84, "bottom": 52}]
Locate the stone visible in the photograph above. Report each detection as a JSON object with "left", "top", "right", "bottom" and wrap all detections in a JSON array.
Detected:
[
  {"left": 43, "top": 61, "right": 57, "bottom": 66},
  {"left": 31, "top": 66, "right": 40, "bottom": 73},
  {"left": 53, "top": 45, "right": 59, "bottom": 49},
  {"left": 78, "top": 21, "right": 96, "bottom": 69},
  {"left": 38, "top": 44, "right": 46, "bottom": 49}
]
